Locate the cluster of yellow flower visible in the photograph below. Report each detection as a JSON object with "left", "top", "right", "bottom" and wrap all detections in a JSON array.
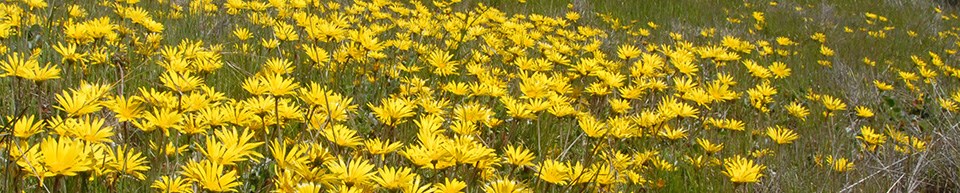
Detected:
[{"left": 0, "top": 0, "right": 956, "bottom": 192}]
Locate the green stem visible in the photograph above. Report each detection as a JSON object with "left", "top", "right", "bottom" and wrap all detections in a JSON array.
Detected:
[{"left": 275, "top": 96, "right": 282, "bottom": 142}]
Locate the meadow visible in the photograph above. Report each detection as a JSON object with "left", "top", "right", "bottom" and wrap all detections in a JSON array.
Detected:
[{"left": 1, "top": 0, "right": 959, "bottom": 192}]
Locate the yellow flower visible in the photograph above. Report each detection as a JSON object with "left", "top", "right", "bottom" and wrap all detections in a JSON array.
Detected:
[
  {"left": 68, "top": 5, "right": 87, "bottom": 18},
  {"left": 426, "top": 50, "right": 459, "bottom": 76},
  {"left": 40, "top": 137, "right": 92, "bottom": 177},
  {"left": 501, "top": 97, "right": 536, "bottom": 120},
  {"left": 587, "top": 163, "right": 620, "bottom": 184},
  {"left": 566, "top": 162, "right": 589, "bottom": 184},
  {"left": 940, "top": 98, "right": 959, "bottom": 112},
  {"left": 443, "top": 81, "right": 471, "bottom": 96},
  {"left": 617, "top": 44, "right": 641, "bottom": 60},
  {"left": 721, "top": 155, "right": 766, "bottom": 183},
  {"left": 819, "top": 45, "right": 835, "bottom": 56},
  {"left": 657, "top": 125, "right": 688, "bottom": 140},
  {"left": 518, "top": 72, "right": 551, "bottom": 99},
  {"left": 260, "top": 38, "right": 280, "bottom": 49},
  {"left": 705, "top": 81, "right": 739, "bottom": 103},
  {"left": 766, "top": 126, "right": 799, "bottom": 144},
  {"left": 743, "top": 60, "right": 772, "bottom": 79},
  {"left": 609, "top": 98, "right": 632, "bottom": 114},
  {"left": 298, "top": 82, "right": 357, "bottom": 123},
  {"left": 137, "top": 87, "right": 176, "bottom": 107},
  {"left": 565, "top": 11, "right": 581, "bottom": 21},
  {"left": 874, "top": 80, "right": 894, "bottom": 91},
  {"left": 24, "top": 0, "right": 48, "bottom": 9},
  {"left": 54, "top": 88, "right": 104, "bottom": 117},
  {"left": 261, "top": 74, "right": 300, "bottom": 96},
  {"left": 160, "top": 71, "right": 204, "bottom": 92},
  {"left": 305, "top": 21, "right": 346, "bottom": 42},
  {"left": 364, "top": 138, "right": 403, "bottom": 155},
  {"left": 64, "top": 117, "right": 115, "bottom": 143},
  {"left": 233, "top": 27, "right": 253, "bottom": 41},
  {"left": 435, "top": 178, "right": 467, "bottom": 193},
  {"left": 180, "top": 115, "right": 210, "bottom": 135},
  {"left": 696, "top": 138, "right": 724, "bottom": 154},
  {"left": 326, "top": 157, "right": 376, "bottom": 187},
  {"left": 151, "top": 176, "right": 192, "bottom": 193},
  {"left": 10, "top": 140, "right": 43, "bottom": 176},
  {"left": 537, "top": 160, "right": 570, "bottom": 185},
  {"left": 775, "top": 36, "right": 796, "bottom": 46},
  {"left": 746, "top": 82, "right": 777, "bottom": 113},
  {"left": 855, "top": 106, "right": 875, "bottom": 118},
  {"left": 149, "top": 141, "right": 189, "bottom": 157},
  {"left": 103, "top": 95, "right": 144, "bottom": 122},
  {"left": 20, "top": 62, "right": 61, "bottom": 81},
  {"left": 269, "top": 141, "right": 308, "bottom": 171},
  {"left": 372, "top": 166, "right": 418, "bottom": 190},
  {"left": 685, "top": 155, "right": 718, "bottom": 168},
  {"left": 577, "top": 115, "right": 606, "bottom": 138},
  {"left": 134, "top": 107, "right": 183, "bottom": 133},
  {"left": 9, "top": 115, "right": 45, "bottom": 138},
  {"left": 242, "top": 76, "right": 269, "bottom": 96},
  {"left": 785, "top": 101, "right": 810, "bottom": 120},
  {"left": 857, "top": 126, "right": 886, "bottom": 152},
  {"left": 658, "top": 96, "right": 699, "bottom": 119},
  {"left": 262, "top": 57, "right": 294, "bottom": 76},
  {"left": 454, "top": 103, "right": 495, "bottom": 124},
  {"left": 321, "top": 124, "right": 364, "bottom": 148},
  {"left": 503, "top": 145, "right": 536, "bottom": 167},
  {"left": 768, "top": 61, "right": 791, "bottom": 79},
  {"left": 294, "top": 183, "right": 324, "bottom": 193},
  {"left": 825, "top": 155, "right": 854, "bottom": 173},
  {"left": 483, "top": 179, "right": 527, "bottom": 193},
  {"left": 303, "top": 45, "right": 331, "bottom": 66},
  {"left": 107, "top": 146, "right": 150, "bottom": 180},
  {"left": 368, "top": 98, "right": 417, "bottom": 126},
  {"left": 810, "top": 32, "right": 826, "bottom": 43},
  {"left": 721, "top": 36, "right": 755, "bottom": 53},
  {"left": 751, "top": 148, "right": 774, "bottom": 158},
  {"left": 200, "top": 127, "right": 264, "bottom": 166},
  {"left": 822, "top": 95, "right": 847, "bottom": 113},
  {"left": 401, "top": 127, "right": 455, "bottom": 170},
  {"left": 273, "top": 22, "right": 299, "bottom": 41},
  {"left": 862, "top": 57, "right": 877, "bottom": 66},
  {"left": 180, "top": 160, "right": 242, "bottom": 192}
]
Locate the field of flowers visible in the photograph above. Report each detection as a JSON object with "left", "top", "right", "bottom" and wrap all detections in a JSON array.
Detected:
[{"left": 1, "top": 0, "right": 959, "bottom": 192}]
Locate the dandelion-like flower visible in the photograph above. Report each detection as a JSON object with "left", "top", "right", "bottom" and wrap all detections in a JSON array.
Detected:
[{"left": 721, "top": 155, "right": 766, "bottom": 183}]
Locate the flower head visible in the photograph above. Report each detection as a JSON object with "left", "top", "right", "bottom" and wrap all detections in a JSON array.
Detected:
[{"left": 721, "top": 155, "right": 766, "bottom": 183}]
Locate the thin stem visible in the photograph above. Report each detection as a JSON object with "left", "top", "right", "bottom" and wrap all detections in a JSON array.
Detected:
[
  {"left": 275, "top": 96, "right": 282, "bottom": 142},
  {"left": 52, "top": 175, "right": 62, "bottom": 193}
]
